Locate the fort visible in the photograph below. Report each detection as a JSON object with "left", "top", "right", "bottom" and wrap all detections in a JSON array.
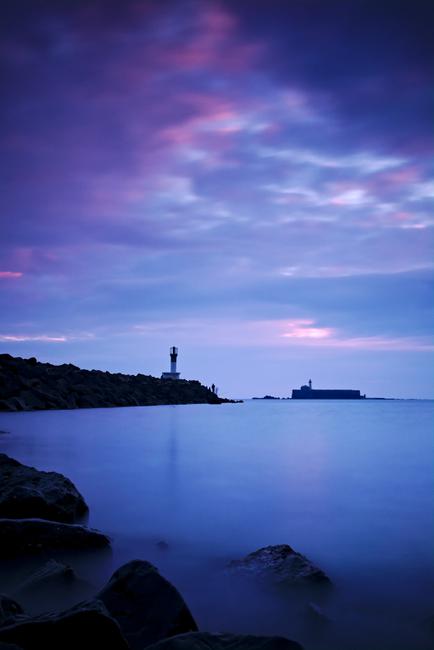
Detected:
[{"left": 291, "top": 379, "right": 365, "bottom": 400}]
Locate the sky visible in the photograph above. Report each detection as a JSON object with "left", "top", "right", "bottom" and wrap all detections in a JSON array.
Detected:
[{"left": 1, "top": 0, "right": 433, "bottom": 398}]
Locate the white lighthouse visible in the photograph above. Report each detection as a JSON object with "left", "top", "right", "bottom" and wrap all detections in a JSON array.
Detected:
[{"left": 161, "top": 346, "right": 180, "bottom": 380}]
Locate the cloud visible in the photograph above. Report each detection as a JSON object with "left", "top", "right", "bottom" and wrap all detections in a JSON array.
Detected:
[
  {"left": 0, "top": 332, "right": 95, "bottom": 343},
  {"left": 0, "top": 335, "right": 68, "bottom": 342},
  {"left": 224, "top": 0, "right": 433, "bottom": 152},
  {"left": 315, "top": 335, "right": 434, "bottom": 351},
  {"left": 409, "top": 181, "right": 434, "bottom": 201},
  {"left": 129, "top": 317, "right": 433, "bottom": 352},
  {"left": 281, "top": 320, "right": 333, "bottom": 339},
  {"left": 0, "top": 0, "right": 432, "bottom": 396},
  {"left": 0, "top": 271, "right": 23, "bottom": 279},
  {"left": 258, "top": 146, "right": 407, "bottom": 174}
]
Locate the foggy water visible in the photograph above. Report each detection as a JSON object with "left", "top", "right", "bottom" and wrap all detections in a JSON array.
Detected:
[{"left": 0, "top": 400, "right": 433, "bottom": 650}]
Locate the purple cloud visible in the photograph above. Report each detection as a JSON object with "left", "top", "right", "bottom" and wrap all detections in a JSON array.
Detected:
[{"left": 0, "top": 0, "right": 432, "bottom": 397}]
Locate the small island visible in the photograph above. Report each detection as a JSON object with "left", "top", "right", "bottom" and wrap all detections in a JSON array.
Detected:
[{"left": 252, "top": 395, "right": 281, "bottom": 400}]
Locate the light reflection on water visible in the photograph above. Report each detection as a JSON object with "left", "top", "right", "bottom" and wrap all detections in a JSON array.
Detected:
[{"left": 0, "top": 400, "right": 433, "bottom": 650}]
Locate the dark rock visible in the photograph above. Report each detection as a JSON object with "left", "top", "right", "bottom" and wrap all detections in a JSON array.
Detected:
[
  {"left": 97, "top": 559, "right": 197, "bottom": 649},
  {"left": 0, "top": 599, "right": 129, "bottom": 650},
  {"left": 15, "top": 560, "right": 92, "bottom": 610},
  {"left": 0, "top": 400, "right": 19, "bottom": 412},
  {"left": 0, "top": 454, "right": 88, "bottom": 523},
  {"left": 306, "top": 602, "right": 330, "bottom": 624},
  {"left": 16, "top": 560, "right": 76, "bottom": 593},
  {"left": 252, "top": 396, "right": 280, "bottom": 400},
  {"left": 146, "top": 632, "right": 304, "bottom": 650},
  {"left": 423, "top": 613, "right": 434, "bottom": 632},
  {"left": 12, "top": 391, "right": 45, "bottom": 411},
  {"left": 0, "top": 354, "right": 235, "bottom": 411},
  {"left": 0, "top": 596, "right": 24, "bottom": 628},
  {"left": 0, "top": 518, "right": 110, "bottom": 556},
  {"left": 156, "top": 540, "right": 169, "bottom": 551},
  {"left": 227, "top": 545, "right": 330, "bottom": 586}
]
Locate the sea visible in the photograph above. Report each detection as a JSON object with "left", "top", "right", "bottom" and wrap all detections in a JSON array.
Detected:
[{"left": 0, "top": 399, "right": 432, "bottom": 650}]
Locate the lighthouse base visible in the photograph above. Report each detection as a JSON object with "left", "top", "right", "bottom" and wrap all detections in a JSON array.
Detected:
[{"left": 161, "top": 372, "right": 180, "bottom": 380}]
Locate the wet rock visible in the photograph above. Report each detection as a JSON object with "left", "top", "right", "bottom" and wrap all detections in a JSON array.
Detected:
[
  {"left": 0, "top": 599, "right": 128, "bottom": 650},
  {"left": 423, "top": 613, "right": 434, "bottom": 632},
  {"left": 146, "top": 632, "right": 304, "bottom": 650},
  {"left": 16, "top": 560, "right": 80, "bottom": 593},
  {"left": 156, "top": 540, "right": 169, "bottom": 551},
  {"left": 0, "top": 596, "right": 24, "bottom": 628},
  {"left": 306, "top": 602, "right": 330, "bottom": 624},
  {"left": 0, "top": 400, "right": 20, "bottom": 412},
  {"left": 97, "top": 559, "right": 197, "bottom": 649},
  {"left": 0, "top": 454, "right": 88, "bottom": 523},
  {"left": 227, "top": 545, "right": 330, "bottom": 586},
  {"left": 10, "top": 391, "right": 45, "bottom": 411},
  {"left": 0, "top": 518, "right": 110, "bottom": 556},
  {"left": 15, "top": 560, "right": 92, "bottom": 610}
]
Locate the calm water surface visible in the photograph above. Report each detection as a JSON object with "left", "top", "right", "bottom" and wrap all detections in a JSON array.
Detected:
[{"left": 0, "top": 400, "right": 433, "bottom": 650}]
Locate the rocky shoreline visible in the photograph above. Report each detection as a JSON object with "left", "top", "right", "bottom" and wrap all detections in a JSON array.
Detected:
[
  {"left": 0, "top": 355, "right": 237, "bottom": 412},
  {"left": 0, "top": 452, "right": 334, "bottom": 649}
]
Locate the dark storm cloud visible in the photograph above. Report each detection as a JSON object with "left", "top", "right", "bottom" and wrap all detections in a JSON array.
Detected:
[{"left": 223, "top": 0, "right": 434, "bottom": 152}]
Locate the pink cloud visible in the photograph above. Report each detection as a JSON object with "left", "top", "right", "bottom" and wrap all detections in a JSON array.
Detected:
[
  {"left": 0, "top": 335, "right": 67, "bottom": 342},
  {"left": 199, "top": 4, "right": 238, "bottom": 32},
  {"left": 281, "top": 320, "right": 333, "bottom": 339},
  {"left": 130, "top": 318, "right": 433, "bottom": 353},
  {"left": 391, "top": 211, "right": 412, "bottom": 222},
  {"left": 382, "top": 167, "right": 421, "bottom": 185},
  {"left": 269, "top": 323, "right": 433, "bottom": 351},
  {"left": 159, "top": 95, "right": 242, "bottom": 147},
  {"left": 160, "top": 4, "right": 262, "bottom": 73},
  {"left": 0, "top": 331, "right": 95, "bottom": 343},
  {"left": 131, "top": 318, "right": 334, "bottom": 346},
  {"left": 2, "top": 248, "right": 63, "bottom": 275},
  {"left": 0, "top": 271, "right": 23, "bottom": 279}
]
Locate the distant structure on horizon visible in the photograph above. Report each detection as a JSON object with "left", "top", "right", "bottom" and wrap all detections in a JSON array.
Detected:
[
  {"left": 291, "top": 379, "right": 365, "bottom": 400},
  {"left": 161, "top": 346, "right": 180, "bottom": 380}
]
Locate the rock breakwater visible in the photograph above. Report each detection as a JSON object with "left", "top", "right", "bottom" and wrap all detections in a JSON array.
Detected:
[{"left": 0, "top": 354, "right": 234, "bottom": 411}]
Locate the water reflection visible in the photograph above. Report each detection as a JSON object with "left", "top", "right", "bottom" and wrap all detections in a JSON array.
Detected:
[
  {"left": 0, "top": 401, "right": 432, "bottom": 650},
  {"left": 167, "top": 406, "right": 179, "bottom": 501}
]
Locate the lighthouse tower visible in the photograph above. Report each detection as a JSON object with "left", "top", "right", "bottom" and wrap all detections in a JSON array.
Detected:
[{"left": 161, "top": 346, "right": 180, "bottom": 380}]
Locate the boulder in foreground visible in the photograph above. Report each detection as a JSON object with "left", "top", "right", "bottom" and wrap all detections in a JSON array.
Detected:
[
  {"left": 0, "top": 596, "right": 24, "bottom": 628},
  {"left": 15, "top": 560, "right": 92, "bottom": 611},
  {"left": 227, "top": 545, "right": 330, "bottom": 586},
  {"left": 0, "top": 518, "right": 110, "bottom": 556},
  {"left": 0, "top": 599, "right": 128, "bottom": 650},
  {"left": 0, "top": 453, "right": 88, "bottom": 523},
  {"left": 146, "top": 632, "right": 304, "bottom": 650},
  {"left": 98, "top": 560, "right": 197, "bottom": 649}
]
